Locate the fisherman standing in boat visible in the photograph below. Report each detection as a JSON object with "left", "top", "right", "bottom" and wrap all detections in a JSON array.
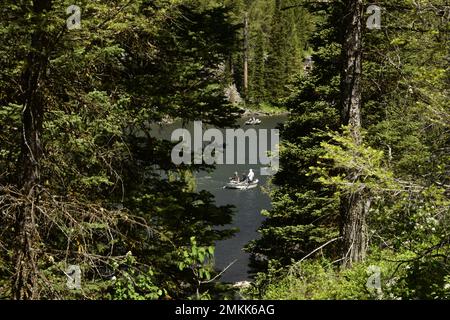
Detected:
[{"left": 247, "top": 169, "right": 255, "bottom": 183}]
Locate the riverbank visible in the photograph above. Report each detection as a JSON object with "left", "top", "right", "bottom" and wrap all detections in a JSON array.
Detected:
[
  {"left": 157, "top": 103, "right": 288, "bottom": 125},
  {"left": 241, "top": 103, "right": 289, "bottom": 117}
]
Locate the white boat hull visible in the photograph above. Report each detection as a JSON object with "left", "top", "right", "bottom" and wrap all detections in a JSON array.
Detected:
[
  {"left": 225, "top": 179, "right": 259, "bottom": 190},
  {"left": 245, "top": 119, "right": 262, "bottom": 125}
]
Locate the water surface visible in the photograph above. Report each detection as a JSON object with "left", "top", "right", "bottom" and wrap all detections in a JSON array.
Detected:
[{"left": 152, "top": 115, "right": 287, "bottom": 283}]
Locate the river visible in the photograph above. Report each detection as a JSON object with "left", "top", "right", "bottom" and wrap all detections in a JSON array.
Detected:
[{"left": 152, "top": 114, "right": 287, "bottom": 283}]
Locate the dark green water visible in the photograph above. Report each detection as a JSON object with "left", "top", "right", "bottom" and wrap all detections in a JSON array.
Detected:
[{"left": 152, "top": 115, "right": 287, "bottom": 283}]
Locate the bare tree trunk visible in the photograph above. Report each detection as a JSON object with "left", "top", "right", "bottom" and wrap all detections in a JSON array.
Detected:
[
  {"left": 339, "top": 0, "right": 370, "bottom": 267},
  {"left": 243, "top": 12, "right": 249, "bottom": 99},
  {"left": 13, "top": 0, "right": 52, "bottom": 300}
]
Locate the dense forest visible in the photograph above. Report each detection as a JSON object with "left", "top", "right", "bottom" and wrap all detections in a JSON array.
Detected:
[{"left": 0, "top": 0, "right": 449, "bottom": 301}]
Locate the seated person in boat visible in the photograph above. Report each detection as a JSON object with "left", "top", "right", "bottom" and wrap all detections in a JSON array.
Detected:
[{"left": 230, "top": 171, "right": 240, "bottom": 182}]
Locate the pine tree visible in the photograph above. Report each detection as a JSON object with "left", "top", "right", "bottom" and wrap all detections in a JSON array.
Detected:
[
  {"left": 0, "top": 0, "right": 240, "bottom": 299},
  {"left": 247, "top": 2, "right": 345, "bottom": 269},
  {"left": 249, "top": 0, "right": 449, "bottom": 299}
]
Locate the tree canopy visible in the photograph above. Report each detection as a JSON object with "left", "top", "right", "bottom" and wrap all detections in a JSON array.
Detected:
[{"left": 0, "top": 0, "right": 449, "bottom": 301}]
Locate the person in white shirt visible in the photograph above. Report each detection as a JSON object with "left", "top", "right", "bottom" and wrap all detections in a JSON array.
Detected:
[{"left": 247, "top": 169, "right": 255, "bottom": 183}]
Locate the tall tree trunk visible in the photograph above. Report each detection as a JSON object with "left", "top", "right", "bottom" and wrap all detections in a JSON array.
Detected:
[
  {"left": 243, "top": 12, "right": 249, "bottom": 99},
  {"left": 339, "top": 0, "right": 370, "bottom": 267},
  {"left": 13, "top": 0, "right": 52, "bottom": 300}
]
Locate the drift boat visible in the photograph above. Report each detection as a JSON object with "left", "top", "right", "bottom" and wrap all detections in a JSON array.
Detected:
[
  {"left": 224, "top": 179, "right": 259, "bottom": 190},
  {"left": 245, "top": 118, "right": 261, "bottom": 125}
]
